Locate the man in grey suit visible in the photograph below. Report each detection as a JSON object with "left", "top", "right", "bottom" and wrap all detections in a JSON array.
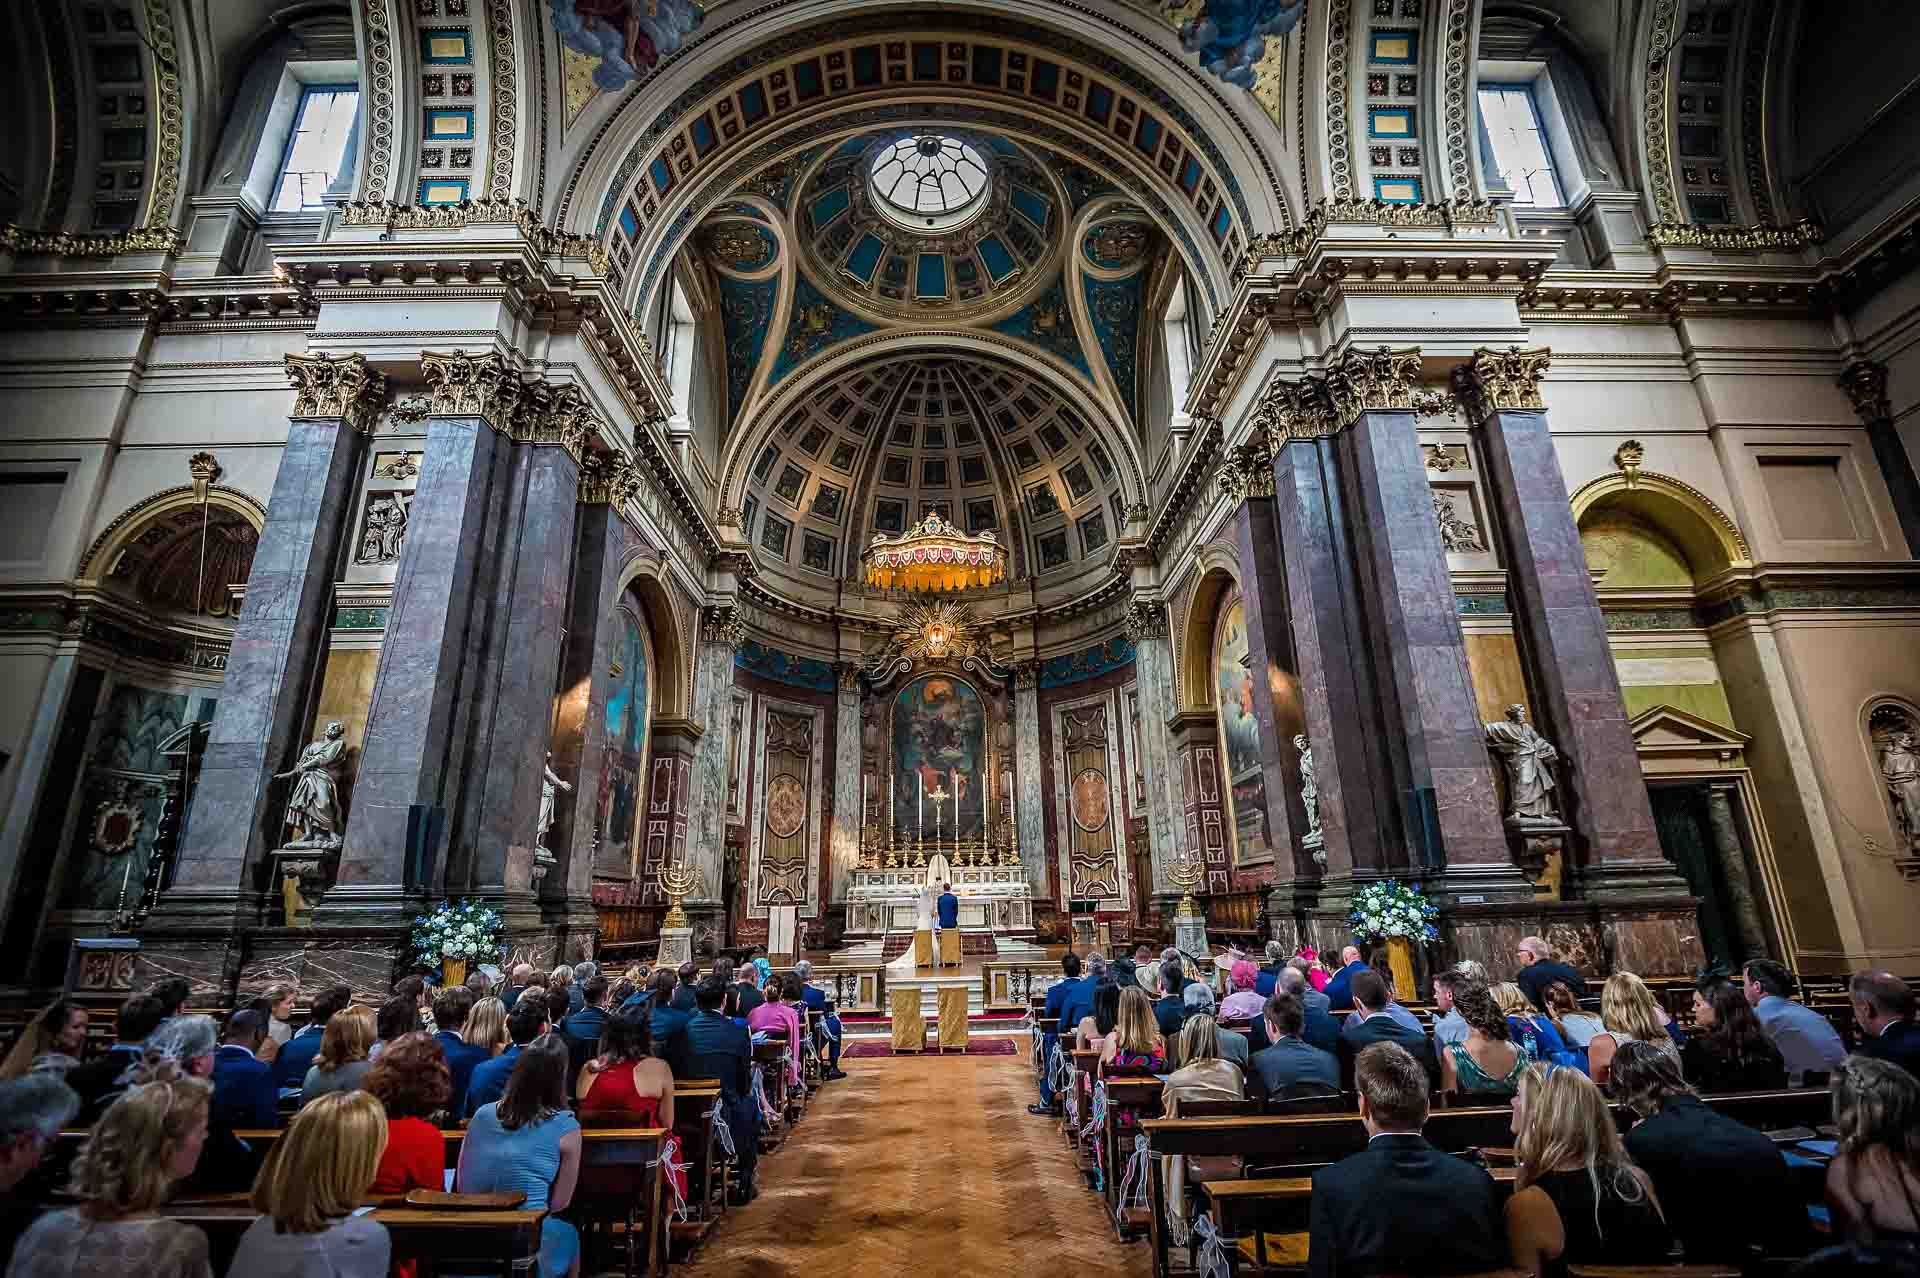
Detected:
[{"left": 1249, "top": 993, "right": 1341, "bottom": 1101}]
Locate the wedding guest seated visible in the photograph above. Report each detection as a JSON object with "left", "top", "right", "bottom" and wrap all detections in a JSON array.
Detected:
[
  {"left": 464, "top": 969, "right": 493, "bottom": 1001},
  {"left": 366, "top": 1031, "right": 449, "bottom": 1199},
  {"left": 570, "top": 962, "right": 598, "bottom": 1016},
  {"left": 0, "top": 1001, "right": 88, "bottom": 1082},
  {"left": 547, "top": 966, "right": 578, "bottom": 1018},
  {"left": 274, "top": 985, "right": 353, "bottom": 1089},
  {"left": 0, "top": 1075, "right": 80, "bottom": 1271},
  {"left": 716, "top": 958, "right": 763, "bottom": 1021},
  {"left": 229, "top": 1090, "right": 390, "bottom": 1278},
  {"left": 542, "top": 987, "right": 572, "bottom": 1036},
  {"left": 641, "top": 969, "right": 691, "bottom": 1066},
  {"left": 66, "top": 994, "right": 166, "bottom": 1122},
  {"left": 681, "top": 974, "right": 758, "bottom": 1204},
  {"left": 1587, "top": 971, "right": 1681, "bottom": 1088},
  {"left": 1030, "top": 952, "right": 1082, "bottom": 1115},
  {"left": 148, "top": 979, "right": 191, "bottom": 1022},
  {"left": 144, "top": 1015, "right": 252, "bottom": 1193},
  {"left": 262, "top": 983, "right": 298, "bottom": 1047},
  {"left": 1825, "top": 1054, "right": 1920, "bottom": 1246},
  {"left": 1307, "top": 1042, "right": 1505, "bottom": 1278},
  {"left": 748, "top": 974, "right": 808, "bottom": 1090},
  {"left": 793, "top": 960, "right": 845, "bottom": 1081},
  {"left": 8, "top": 1061, "right": 212, "bottom": 1278},
  {"left": 1429, "top": 970, "right": 1470, "bottom": 1048},
  {"left": 1505, "top": 1063, "right": 1671, "bottom": 1277},
  {"left": 560, "top": 976, "right": 612, "bottom": 1082},
  {"left": 1543, "top": 980, "right": 1605, "bottom": 1062},
  {"left": 1322, "top": 946, "right": 1370, "bottom": 1012},
  {"left": 1277, "top": 967, "right": 1340, "bottom": 1056},
  {"left": 459, "top": 1035, "right": 583, "bottom": 1278},
  {"left": 1220, "top": 961, "right": 1267, "bottom": 1023},
  {"left": 1077, "top": 981, "right": 1124, "bottom": 1065},
  {"left": 499, "top": 963, "right": 535, "bottom": 1011},
  {"left": 1058, "top": 956, "right": 1103, "bottom": 1043},
  {"left": 1153, "top": 960, "right": 1188, "bottom": 1038},
  {"left": 670, "top": 962, "right": 699, "bottom": 1011},
  {"left": 1340, "top": 971, "right": 1436, "bottom": 1089},
  {"left": 578, "top": 1006, "right": 676, "bottom": 1129},
  {"left": 1182, "top": 982, "right": 1249, "bottom": 1068},
  {"left": 1289, "top": 958, "right": 1333, "bottom": 1013},
  {"left": 1683, "top": 976, "right": 1789, "bottom": 1092},
  {"left": 1514, "top": 935, "right": 1588, "bottom": 1010},
  {"left": 1746, "top": 958, "right": 1846, "bottom": 1086},
  {"left": 1492, "top": 980, "right": 1577, "bottom": 1067},
  {"left": 1249, "top": 993, "right": 1340, "bottom": 1103},
  {"left": 607, "top": 977, "right": 636, "bottom": 1011},
  {"left": 1101, "top": 986, "right": 1167, "bottom": 1080},
  {"left": 428, "top": 988, "right": 483, "bottom": 1117},
  {"left": 303, "top": 1005, "right": 376, "bottom": 1103},
  {"left": 211, "top": 1008, "right": 279, "bottom": 1130},
  {"left": 1342, "top": 967, "right": 1422, "bottom": 1035},
  {"left": 1164, "top": 1013, "right": 1245, "bottom": 1105},
  {"left": 1851, "top": 970, "right": 1920, "bottom": 1078},
  {"left": 1611, "top": 1039, "right": 1806, "bottom": 1263},
  {"left": 1439, "top": 981, "right": 1526, "bottom": 1100},
  {"left": 1255, "top": 942, "right": 1287, "bottom": 998},
  {"left": 465, "top": 997, "right": 549, "bottom": 1119},
  {"left": 371, "top": 996, "right": 418, "bottom": 1059}
]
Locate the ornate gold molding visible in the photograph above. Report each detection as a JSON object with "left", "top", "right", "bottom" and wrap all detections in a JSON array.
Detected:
[
  {"left": 337, "top": 199, "right": 611, "bottom": 274},
  {"left": 1839, "top": 360, "right": 1891, "bottom": 423},
  {"left": 1644, "top": 220, "right": 1823, "bottom": 251},
  {"left": 1253, "top": 378, "right": 1339, "bottom": 443},
  {"left": 577, "top": 451, "right": 641, "bottom": 505},
  {"left": 1011, "top": 659, "right": 1041, "bottom": 691},
  {"left": 0, "top": 223, "right": 186, "bottom": 258},
  {"left": 1233, "top": 198, "right": 1502, "bottom": 279},
  {"left": 140, "top": 0, "right": 183, "bottom": 229},
  {"left": 1322, "top": 346, "right": 1423, "bottom": 427},
  {"left": 419, "top": 351, "right": 522, "bottom": 430},
  {"left": 700, "top": 605, "right": 749, "bottom": 650},
  {"left": 187, "top": 452, "right": 221, "bottom": 499},
  {"left": 1614, "top": 439, "right": 1647, "bottom": 486},
  {"left": 284, "top": 353, "right": 386, "bottom": 433},
  {"left": 1451, "top": 346, "right": 1552, "bottom": 423}
]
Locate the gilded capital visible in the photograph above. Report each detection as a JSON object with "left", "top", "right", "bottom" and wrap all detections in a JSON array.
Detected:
[
  {"left": 576, "top": 451, "right": 640, "bottom": 505},
  {"left": 1838, "top": 360, "right": 1891, "bottom": 423},
  {"left": 1451, "top": 346, "right": 1552, "bottom": 424},
  {"left": 1121, "top": 599, "right": 1169, "bottom": 643},
  {"left": 419, "top": 351, "right": 522, "bottom": 431},
  {"left": 1011, "top": 659, "right": 1041, "bottom": 690},
  {"left": 1319, "top": 346, "right": 1423, "bottom": 428},
  {"left": 513, "top": 381, "right": 596, "bottom": 461},
  {"left": 1254, "top": 377, "right": 1339, "bottom": 445},
  {"left": 1217, "top": 436, "right": 1276, "bottom": 502},
  {"left": 701, "top": 604, "right": 749, "bottom": 650},
  {"left": 284, "top": 353, "right": 387, "bottom": 433}
]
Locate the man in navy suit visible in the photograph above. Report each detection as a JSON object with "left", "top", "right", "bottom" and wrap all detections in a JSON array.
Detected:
[
  {"left": 793, "top": 960, "right": 845, "bottom": 1080},
  {"left": 1322, "top": 946, "right": 1370, "bottom": 1012},
  {"left": 1255, "top": 941, "right": 1288, "bottom": 997},
  {"left": 466, "top": 997, "right": 549, "bottom": 1118},
  {"left": 1339, "top": 971, "right": 1437, "bottom": 1089},
  {"left": 680, "top": 974, "right": 759, "bottom": 1203},
  {"left": 1852, "top": 969, "right": 1920, "bottom": 1077},
  {"left": 935, "top": 882, "right": 960, "bottom": 966},
  {"left": 273, "top": 984, "right": 354, "bottom": 1089},
  {"left": 210, "top": 1010, "right": 278, "bottom": 1130},
  {"left": 1028, "top": 952, "right": 1083, "bottom": 1115},
  {"left": 430, "top": 988, "right": 489, "bottom": 1117},
  {"left": 1308, "top": 1041, "right": 1505, "bottom": 1278}
]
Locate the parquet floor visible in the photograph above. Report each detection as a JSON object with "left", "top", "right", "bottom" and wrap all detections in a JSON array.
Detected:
[{"left": 673, "top": 1049, "right": 1154, "bottom": 1277}]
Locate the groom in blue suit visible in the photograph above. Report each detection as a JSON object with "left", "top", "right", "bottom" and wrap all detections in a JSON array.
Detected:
[{"left": 935, "top": 882, "right": 960, "bottom": 966}]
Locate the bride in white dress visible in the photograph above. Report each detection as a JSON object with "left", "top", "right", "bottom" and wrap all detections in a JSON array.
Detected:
[{"left": 885, "top": 880, "right": 939, "bottom": 976}]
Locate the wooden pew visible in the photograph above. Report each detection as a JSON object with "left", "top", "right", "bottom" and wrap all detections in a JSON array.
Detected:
[
  {"left": 672, "top": 1079, "right": 727, "bottom": 1238},
  {"left": 1200, "top": 1166, "right": 1520, "bottom": 1271},
  {"left": 1099, "top": 1077, "right": 1163, "bottom": 1238},
  {"left": 162, "top": 1200, "right": 546, "bottom": 1276}
]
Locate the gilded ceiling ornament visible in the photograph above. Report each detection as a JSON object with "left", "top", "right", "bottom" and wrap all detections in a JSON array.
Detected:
[
  {"left": 1320, "top": 346, "right": 1423, "bottom": 427},
  {"left": 419, "top": 351, "right": 522, "bottom": 430},
  {"left": 865, "top": 597, "right": 999, "bottom": 676},
  {"left": 786, "top": 304, "right": 833, "bottom": 357},
  {"left": 1643, "top": 220, "right": 1822, "bottom": 251},
  {"left": 1838, "top": 361, "right": 1891, "bottom": 423},
  {"left": 1091, "top": 222, "right": 1150, "bottom": 265},
  {"left": 1613, "top": 440, "right": 1646, "bottom": 486},
  {"left": 284, "top": 353, "right": 388, "bottom": 434},
  {"left": 706, "top": 226, "right": 767, "bottom": 267},
  {"left": 1451, "top": 346, "right": 1552, "bottom": 423},
  {"left": 0, "top": 224, "right": 186, "bottom": 258},
  {"left": 862, "top": 513, "right": 1007, "bottom": 593}
]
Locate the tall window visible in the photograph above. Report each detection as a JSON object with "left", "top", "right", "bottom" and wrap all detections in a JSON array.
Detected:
[
  {"left": 1478, "top": 83, "right": 1563, "bottom": 208},
  {"left": 271, "top": 85, "right": 359, "bottom": 212}
]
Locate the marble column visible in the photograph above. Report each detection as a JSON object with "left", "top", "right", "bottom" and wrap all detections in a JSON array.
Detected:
[
  {"left": 641, "top": 718, "right": 702, "bottom": 908},
  {"left": 1840, "top": 360, "right": 1920, "bottom": 557},
  {"left": 1012, "top": 661, "right": 1049, "bottom": 898},
  {"left": 1457, "top": 347, "right": 1677, "bottom": 899},
  {"left": 553, "top": 460, "right": 639, "bottom": 893},
  {"left": 1330, "top": 348, "right": 1524, "bottom": 899},
  {"left": 1167, "top": 709, "right": 1227, "bottom": 898},
  {"left": 1124, "top": 602, "right": 1184, "bottom": 896},
  {"left": 1219, "top": 443, "right": 1308, "bottom": 880},
  {"left": 159, "top": 354, "right": 382, "bottom": 927},
  {"left": 330, "top": 353, "right": 515, "bottom": 926},
  {"left": 1705, "top": 783, "right": 1770, "bottom": 962},
  {"left": 828, "top": 664, "right": 862, "bottom": 904},
  {"left": 683, "top": 605, "right": 744, "bottom": 918}
]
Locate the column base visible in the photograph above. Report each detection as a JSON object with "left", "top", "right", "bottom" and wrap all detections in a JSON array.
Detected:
[
  {"left": 1427, "top": 860, "right": 1541, "bottom": 909},
  {"left": 657, "top": 926, "right": 693, "bottom": 969},
  {"left": 310, "top": 883, "right": 431, "bottom": 931},
  {"left": 1575, "top": 858, "right": 1698, "bottom": 905}
]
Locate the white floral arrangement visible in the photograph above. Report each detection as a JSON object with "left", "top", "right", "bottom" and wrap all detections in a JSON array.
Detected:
[
  {"left": 1348, "top": 880, "right": 1440, "bottom": 946},
  {"left": 409, "top": 899, "right": 503, "bottom": 974}
]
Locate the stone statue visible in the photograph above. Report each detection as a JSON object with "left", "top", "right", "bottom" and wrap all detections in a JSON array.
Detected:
[
  {"left": 536, "top": 751, "right": 572, "bottom": 858},
  {"left": 1882, "top": 731, "right": 1920, "bottom": 851},
  {"left": 1433, "top": 491, "right": 1485, "bottom": 553},
  {"left": 276, "top": 722, "right": 346, "bottom": 848},
  {"left": 1485, "top": 704, "right": 1561, "bottom": 824},
  {"left": 357, "top": 495, "right": 408, "bottom": 564},
  {"left": 1294, "top": 732, "right": 1324, "bottom": 861}
]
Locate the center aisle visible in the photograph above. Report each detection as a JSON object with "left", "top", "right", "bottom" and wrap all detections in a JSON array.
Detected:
[{"left": 676, "top": 1050, "right": 1153, "bottom": 1277}]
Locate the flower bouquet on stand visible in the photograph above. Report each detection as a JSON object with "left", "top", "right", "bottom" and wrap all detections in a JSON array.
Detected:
[
  {"left": 409, "top": 899, "right": 503, "bottom": 987},
  {"left": 1347, "top": 880, "right": 1440, "bottom": 999}
]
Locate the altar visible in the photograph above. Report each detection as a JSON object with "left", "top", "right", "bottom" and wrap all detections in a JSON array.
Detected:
[{"left": 841, "top": 851, "right": 1035, "bottom": 939}]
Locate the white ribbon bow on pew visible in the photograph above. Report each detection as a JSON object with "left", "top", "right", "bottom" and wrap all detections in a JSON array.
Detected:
[
  {"left": 1117, "top": 1132, "right": 1151, "bottom": 1213},
  {"left": 647, "top": 1133, "right": 692, "bottom": 1221},
  {"left": 1190, "top": 1213, "right": 1233, "bottom": 1278},
  {"left": 1080, "top": 1081, "right": 1109, "bottom": 1191},
  {"left": 707, "top": 1099, "right": 736, "bottom": 1159}
]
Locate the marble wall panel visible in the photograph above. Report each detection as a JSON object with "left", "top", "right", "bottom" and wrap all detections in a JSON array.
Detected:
[{"left": 1463, "top": 632, "right": 1530, "bottom": 725}]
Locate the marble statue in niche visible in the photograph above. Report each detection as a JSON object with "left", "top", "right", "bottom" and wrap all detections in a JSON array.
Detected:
[
  {"left": 356, "top": 494, "right": 409, "bottom": 564},
  {"left": 1880, "top": 728, "right": 1920, "bottom": 853},
  {"left": 1295, "top": 733, "right": 1325, "bottom": 864},
  {"left": 277, "top": 722, "right": 346, "bottom": 848},
  {"left": 537, "top": 751, "right": 572, "bottom": 860},
  {"left": 1433, "top": 491, "right": 1485, "bottom": 553},
  {"left": 1485, "top": 704, "right": 1561, "bottom": 825}
]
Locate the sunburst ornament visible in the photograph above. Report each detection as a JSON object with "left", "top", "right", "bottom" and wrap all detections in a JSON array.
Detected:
[
  {"left": 861, "top": 512, "right": 1007, "bottom": 593},
  {"left": 862, "top": 598, "right": 1002, "bottom": 680}
]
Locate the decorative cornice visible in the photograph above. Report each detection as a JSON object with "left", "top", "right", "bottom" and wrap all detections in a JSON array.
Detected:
[
  {"left": 1838, "top": 360, "right": 1891, "bottom": 424},
  {"left": 337, "top": 199, "right": 612, "bottom": 276},
  {"left": 284, "top": 353, "right": 386, "bottom": 433},
  {"left": 418, "top": 350, "right": 522, "bottom": 430},
  {"left": 701, "top": 605, "right": 749, "bottom": 650},
  {"left": 576, "top": 451, "right": 641, "bottom": 505},
  {"left": 1613, "top": 440, "right": 1647, "bottom": 485},
  {"left": 510, "top": 381, "right": 595, "bottom": 460},
  {"left": 1216, "top": 434, "right": 1276, "bottom": 502},
  {"left": 1120, "top": 599, "right": 1168, "bottom": 643},
  {"left": 1322, "top": 346, "right": 1423, "bottom": 427},
  {"left": 1643, "top": 220, "right": 1823, "bottom": 251},
  {"left": 0, "top": 223, "right": 186, "bottom": 258},
  {"left": 1147, "top": 416, "right": 1224, "bottom": 556},
  {"left": 1451, "top": 346, "right": 1552, "bottom": 423},
  {"left": 1233, "top": 198, "right": 1503, "bottom": 280}
]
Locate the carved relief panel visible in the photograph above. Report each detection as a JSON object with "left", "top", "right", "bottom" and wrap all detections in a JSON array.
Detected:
[
  {"left": 1421, "top": 434, "right": 1498, "bottom": 569},
  {"left": 345, "top": 448, "right": 424, "bottom": 583},
  {"left": 747, "top": 699, "right": 825, "bottom": 918},
  {"left": 1050, "top": 690, "right": 1130, "bottom": 912}
]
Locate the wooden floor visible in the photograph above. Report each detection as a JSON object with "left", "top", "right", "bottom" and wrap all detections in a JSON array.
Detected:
[{"left": 672, "top": 1050, "right": 1152, "bottom": 1278}]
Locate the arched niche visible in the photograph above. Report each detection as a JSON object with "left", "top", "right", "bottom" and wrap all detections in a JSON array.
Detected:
[
  {"left": 1569, "top": 471, "right": 1753, "bottom": 586},
  {"left": 609, "top": 554, "right": 689, "bottom": 719},
  {"left": 77, "top": 485, "right": 267, "bottom": 619},
  {"left": 1175, "top": 550, "right": 1242, "bottom": 712}
]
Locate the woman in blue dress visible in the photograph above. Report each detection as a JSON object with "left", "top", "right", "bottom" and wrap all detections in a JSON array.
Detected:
[{"left": 457, "top": 1033, "right": 583, "bottom": 1277}]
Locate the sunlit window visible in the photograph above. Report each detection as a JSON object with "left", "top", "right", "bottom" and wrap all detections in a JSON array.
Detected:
[
  {"left": 1477, "top": 83, "right": 1563, "bottom": 209},
  {"left": 868, "top": 134, "right": 991, "bottom": 232},
  {"left": 271, "top": 85, "right": 359, "bottom": 212}
]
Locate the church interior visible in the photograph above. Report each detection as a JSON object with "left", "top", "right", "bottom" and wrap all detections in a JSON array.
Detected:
[{"left": 1, "top": 0, "right": 1918, "bottom": 1273}]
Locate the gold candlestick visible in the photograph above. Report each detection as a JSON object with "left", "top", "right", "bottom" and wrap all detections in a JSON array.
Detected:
[
  {"left": 659, "top": 858, "right": 704, "bottom": 929},
  {"left": 1166, "top": 848, "right": 1207, "bottom": 920}
]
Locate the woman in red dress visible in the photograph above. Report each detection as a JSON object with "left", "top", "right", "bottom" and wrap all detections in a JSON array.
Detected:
[
  {"left": 365, "top": 1031, "right": 451, "bottom": 1278},
  {"left": 577, "top": 1005, "right": 676, "bottom": 1129}
]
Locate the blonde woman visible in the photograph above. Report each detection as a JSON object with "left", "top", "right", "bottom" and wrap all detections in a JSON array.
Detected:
[
  {"left": 0, "top": 1000, "right": 88, "bottom": 1081},
  {"left": 1160, "top": 1014, "right": 1245, "bottom": 1241},
  {"left": 1825, "top": 1054, "right": 1920, "bottom": 1244},
  {"left": 1505, "top": 1064, "right": 1670, "bottom": 1277},
  {"left": 462, "top": 996, "right": 511, "bottom": 1058},
  {"left": 303, "top": 1004, "right": 375, "bottom": 1102},
  {"left": 1492, "top": 981, "right": 1575, "bottom": 1065},
  {"left": 1586, "top": 972, "right": 1679, "bottom": 1088},
  {"left": 228, "top": 1091, "right": 391, "bottom": 1277},
  {"left": 8, "top": 1065, "right": 213, "bottom": 1278},
  {"left": 1098, "top": 985, "right": 1166, "bottom": 1079},
  {"left": 262, "top": 983, "right": 299, "bottom": 1046}
]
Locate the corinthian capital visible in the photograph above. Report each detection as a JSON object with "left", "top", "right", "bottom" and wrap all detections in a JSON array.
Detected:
[
  {"left": 1121, "top": 599, "right": 1169, "bottom": 643},
  {"left": 1217, "top": 436, "right": 1276, "bottom": 502},
  {"left": 701, "top": 605, "right": 749, "bottom": 650},
  {"left": 1451, "top": 346, "right": 1552, "bottom": 424},
  {"left": 514, "top": 381, "right": 597, "bottom": 460},
  {"left": 1320, "top": 346, "right": 1424, "bottom": 428},
  {"left": 284, "top": 353, "right": 387, "bottom": 433},
  {"left": 1254, "top": 378, "right": 1339, "bottom": 444},
  {"left": 1838, "top": 360, "right": 1891, "bottom": 423},
  {"left": 577, "top": 451, "right": 640, "bottom": 505},
  {"left": 419, "top": 351, "right": 522, "bottom": 430}
]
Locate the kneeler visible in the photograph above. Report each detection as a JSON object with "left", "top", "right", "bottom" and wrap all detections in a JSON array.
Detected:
[
  {"left": 936, "top": 986, "right": 969, "bottom": 1052},
  {"left": 891, "top": 986, "right": 925, "bottom": 1052}
]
